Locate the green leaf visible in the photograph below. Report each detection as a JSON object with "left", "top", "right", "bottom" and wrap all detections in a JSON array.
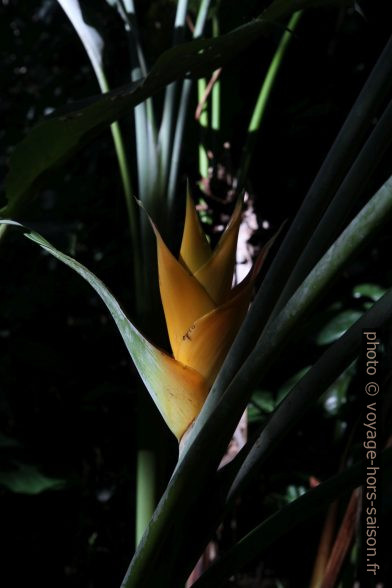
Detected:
[
  {"left": 248, "top": 390, "right": 274, "bottom": 422},
  {"left": 2, "top": 0, "right": 340, "bottom": 219},
  {"left": 284, "top": 483, "right": 307, "bottom": 503},
  {"left": 0, "top": 464, "right": 65, "bottom": 494},
  {"left": 315, "top": 309, "right": 363, "bottom": 345},
  {"left": 249, "top": 368, "right": 316, "bottom": 424},
  {"left": 0, "top": 433, "right": 21, "bottom": 449},
  {"left": 322, "top": 365, "right": 353, "bottom": 416},
  {"left": 352, "top": 282, "right": 387, "bottom": 302},
  {"left": 0, "top": 220, "right": 206, "bottom": 440}
]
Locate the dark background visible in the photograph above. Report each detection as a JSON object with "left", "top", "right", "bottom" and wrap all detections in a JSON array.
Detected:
[{"left": 1, "top": 1, "right": 392, "bottom": 586}]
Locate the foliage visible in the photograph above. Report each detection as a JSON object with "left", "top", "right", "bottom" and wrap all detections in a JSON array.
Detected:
[{"left": 1, "top": 1, "right": 392, "bottom": 587}]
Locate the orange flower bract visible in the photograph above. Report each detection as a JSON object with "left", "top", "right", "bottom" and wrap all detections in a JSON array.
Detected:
[{"left": 149, "top": 189, "right": 272, "bottom": 440}]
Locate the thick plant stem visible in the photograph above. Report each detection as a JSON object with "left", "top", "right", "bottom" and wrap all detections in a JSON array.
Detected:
[{"left": 135, "top": 450, "right": 156, "bottom": 545}]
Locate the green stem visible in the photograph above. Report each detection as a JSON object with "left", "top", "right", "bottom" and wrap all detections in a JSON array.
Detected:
[
  {"left": 236, "top": 10, "right": 302, "bottom": 193},
  {"left": 211, "top": 15, "right": 221, "bottom": 164},
  {"left": 211, "top": 77, "right": 220, "bottom": 132},
  {"left": 97, "top": 72, "right": 144, "bottom": 311},
  {"left": 98, "top": 75, "right": 134, "bottom": 215},
  {"left": 135, "top": 449, "right": 156, "bottom": 546},
  {"left": 211, "top": 17, "right": 220, "bottom": 132},
  {"left": 198, "top": 78, "right": 209, "bottom": 179},
  {"left": 93, "top": 63, "right": 135, "bottom": 209},
  {"left": 110, "top": 122, "right": 133, "bottom": 205}
]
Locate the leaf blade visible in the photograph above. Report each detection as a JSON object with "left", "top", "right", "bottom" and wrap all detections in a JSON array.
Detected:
[{"left": 0, "top": 221, "right": 208, "bottom": 440}]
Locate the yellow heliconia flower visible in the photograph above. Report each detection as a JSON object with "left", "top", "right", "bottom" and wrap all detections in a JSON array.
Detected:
[
  {"left": 149, "top": 189, "right": 273, "bottom": 441},
  {"left": 0, "top": 200, "right": 273, "bottom": 444}
]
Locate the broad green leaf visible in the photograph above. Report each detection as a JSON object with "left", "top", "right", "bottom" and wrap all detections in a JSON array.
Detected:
[
  {"left": 2, "top": 0, "right": 343, "bottom": 218},
  {"left": 0, "top": 463, "right": 65, "bottom": 494},
  {"left": 0, "top": 221, "right": 208, "bottom": 440},
  {"left": 315, "top": 309, "right": 363, "bottom": 345},
  {"left": 352, "top": 282, "right": 387, "bottom": 302}
]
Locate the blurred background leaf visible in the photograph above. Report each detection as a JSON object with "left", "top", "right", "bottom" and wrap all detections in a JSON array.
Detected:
[{"left": 0, "top": 463, "right": 65, "bottom": 494}]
